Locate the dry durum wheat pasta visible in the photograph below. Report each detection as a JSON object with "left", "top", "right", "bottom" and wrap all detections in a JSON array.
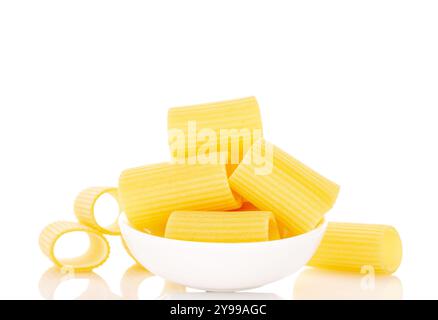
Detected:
[
  {"left": 39, "top": 221, "right": 110, "bottom": 272},
  {"left": 165, "top": 211, "right": 280, "bottom": 243},
  {"left": 229, "top": 139, "right": 340, "bottom": 235},
  {"left": 307, "top": 222, "right": 402, "bottom": 274},
  {"left": 118, "top": 163, "right": 242, "bottom": 236},
  {"left": 74, "top": 187, "right": 121, "bottom": 235},
  {"left": 168, "top": 96, "right": 263, "bottom": 175}
]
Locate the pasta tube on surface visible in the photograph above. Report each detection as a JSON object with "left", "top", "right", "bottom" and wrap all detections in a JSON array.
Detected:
[
  {"left": 119, "top": 163, "right": 242, "bottom": 236},
  {"left": 307, "top": 222, "right": 402, "bottom": 274},
  {"left": 165, "top": 211, "right": 280, "bottom": 243},
  {"left": 229, "top": 139, "right": 339, "bottom": 235},
  {"left": 74, "top": 187, "right": 121, "bottom": 235},
  {"left": 39, "top": 221, "right": 110, "bottom": 272}
]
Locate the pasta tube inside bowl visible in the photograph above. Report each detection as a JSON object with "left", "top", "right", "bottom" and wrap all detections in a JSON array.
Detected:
[{"left": 119, "top": 213, "right": 327, "bottom": 292}]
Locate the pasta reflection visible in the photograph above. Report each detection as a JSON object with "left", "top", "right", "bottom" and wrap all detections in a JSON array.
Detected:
[
  {"left": 120, "top": 264, "right": 153, "bottom": 299},
  {"left": 120, "top": 264, "right": 185, "bottom": 300},
  {"left": 293, "top": 268, "right": 403, "bottom": 300},
  {"left": 39, "top": 267, "right": 120, "bottom": 300},
  {"left": 159, "top": 281, "right": 186, "bottom": 299}
]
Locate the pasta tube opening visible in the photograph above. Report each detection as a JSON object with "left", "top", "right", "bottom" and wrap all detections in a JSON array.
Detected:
[
  {"left": 39, "top": 221, "right": 110, "bottom": 272},
  {"left": 74, "top": 187, "right": 121, "bottom": 235}
]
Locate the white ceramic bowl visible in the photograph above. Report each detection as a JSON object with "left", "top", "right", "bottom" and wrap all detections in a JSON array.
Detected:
[{"left": 119, "top": 214, "right": 327, "bottom": 292}]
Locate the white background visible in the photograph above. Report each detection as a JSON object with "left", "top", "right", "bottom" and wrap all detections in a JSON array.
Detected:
[{"left": 1, "top": 1, "right": 437, "bottom": 299}]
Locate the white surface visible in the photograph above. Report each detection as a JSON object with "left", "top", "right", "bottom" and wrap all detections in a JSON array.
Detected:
[
  {"left": 1, "top": 1, "right": 438, "bottom": 299},
  {"left": 120, "top": 214, "right": 326, "bottom": 291}
]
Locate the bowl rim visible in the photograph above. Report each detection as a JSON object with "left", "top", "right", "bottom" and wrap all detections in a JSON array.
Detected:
[{"left": 119, "top": 213, "right": 328, "bottom": 248}]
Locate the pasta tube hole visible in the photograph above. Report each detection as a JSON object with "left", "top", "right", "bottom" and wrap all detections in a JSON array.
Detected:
[
  {"left": 53, "top": 231, "right": 109, "bottom": 271},
  {"left": 93, "top": 192, "right": 120, "bottom": 233}
]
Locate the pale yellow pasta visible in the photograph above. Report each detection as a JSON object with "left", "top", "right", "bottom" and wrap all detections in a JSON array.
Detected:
[
  {"left": 229, "top": 139, "right": 340, "bottom": 235},
  {"left": 74, "top": 187, "right": 121, "bottom": 235},
  {"left": 168, "top": 97, "right": 263, "bottom": 175},
  {"left": 307, "top": 222, "right": 402, "bottom": 274},
  {"left": 165, "top": 211, "right": 280, "bottom": 243},
  {"left": 232, "top": 202, "right": 294, "bottom": 238},
  {"left": 39, "top": 221, "right": 110, "bottom": 272},
  {"left": 118, "top": 163, "right": 242, "bottom": 236}
]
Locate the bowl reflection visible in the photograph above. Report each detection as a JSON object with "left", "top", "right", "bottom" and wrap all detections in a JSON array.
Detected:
[{"left": 163, "top": 292, "right": 282, "bottom": 300}]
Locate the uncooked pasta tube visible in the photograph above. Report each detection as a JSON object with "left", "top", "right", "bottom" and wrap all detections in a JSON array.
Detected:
[
  {"left": 307, "top": 222, "right": 402, "bottom": 274},
  {"left": 39, "top": 221, "right": 110, "bottom": 272},
  {"left": 165, "top": 211, "right": 280, "bottom": 243},
  {"left": 231, "top": 201, "right": 291, "bottom": 237},
  {"left": 229, "top": 139, "right": 339, "bottom": 235},
  {"left": 168, "top": 97, "right": 263, "bottom": 175},
  {"left": 230, "top": 201, "right": 293, "bottom": 241},
  {"left": 74, "top": 187, "right": 121, "bottom": 235},
  {"left": 118, "top": 163, "right": 242, "bottom": 236}
]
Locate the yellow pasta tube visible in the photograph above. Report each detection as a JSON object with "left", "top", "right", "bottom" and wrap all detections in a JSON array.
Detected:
[
  {"left": 229, "top": 139, "right": 340, "bottom": 235},
  {"left": 39, "top": 221, "right": 110, "bottom": 272},
  {"left": 165, "top": 211, "right": 280, "bottom": 243},
  {"left": 118, "top": 163, "right": 242, "bottom": 236},
  {"left": 168, "top": 97, "right": 263, "bottom": 175},
  {"left": 74, "top": 187, "right": 121, "bottom": 235},
  {"left": 307, "top": 222, "right": 402, "bottom": 274},
  {"left": 229, "top": 201, "right": 294, "bottom": 240}
]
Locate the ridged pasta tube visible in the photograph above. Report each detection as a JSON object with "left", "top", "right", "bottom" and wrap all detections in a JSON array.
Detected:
[
  {"left": 118, "top": 163, "right": 242, "bottom": 236},
  {"left": 307, "top": 222, "right": 402, "bottom": 274},
  {"left": 165, "top": 211, "right": 280, "bottom": 243},
  {"left": 230, "top": 202, "right": 291, "bottom": 237},
  {"left": 168, "top": 97, "right": 263, "bottom": 175},
  {"left": 74, "top": 187, "right": 121, "bottom": 235},
  {"left": 39, "top": 221, "right": 110, "bottom": 272},
  {"left": 229, "top": 139, "right": 340, "bottom": 235}
]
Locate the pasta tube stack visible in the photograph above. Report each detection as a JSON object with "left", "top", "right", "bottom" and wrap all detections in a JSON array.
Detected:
[
  {"left": 229, "top": 139, "right": 340, "bottom": 235},
  {"left": 118, "top": 163, "right": 242, "bottom": 236}
]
